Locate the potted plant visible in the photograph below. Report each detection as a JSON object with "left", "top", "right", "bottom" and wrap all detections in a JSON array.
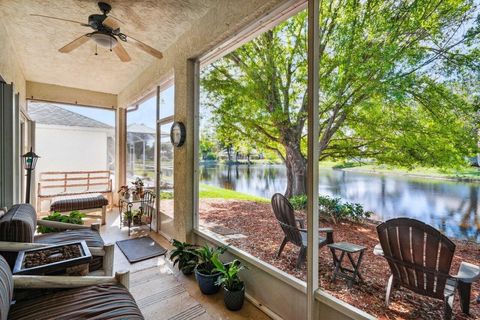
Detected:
[
  {"left": 118, "top": 185, "right": 130, "bottom": 200},
  {"left": 193, "top": 245, "right": 227, "bottom": 295},
  {"left": 169, "top": 239, "right": 198, "bottom": 275},
  {"left": 123, "top": 210, "right": 134, "bottom": 227},
  {"left": 132, "top": 177, "right": 145, "bottom": 199},
  {"left": 132, "top": 210, "right": 142, "bottom": 225},
  {"left": 212, "top": 256, "right": 246, "bottom": 311}
]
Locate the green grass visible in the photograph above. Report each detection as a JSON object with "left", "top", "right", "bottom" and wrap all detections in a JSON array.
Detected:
[
  {"left": 321, "top": 161, "right": 480, "bottom": 180},
  {"left": 199, "top": 184, "right": 269, "bottom": 203}
]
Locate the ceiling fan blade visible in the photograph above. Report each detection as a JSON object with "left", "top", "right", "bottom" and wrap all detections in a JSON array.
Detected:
[
  {"left": 113, "top": 42, "right": 131, "bottom": 62},
  {"left": 102, "top": 16, "right": 121, "bottom": 30},
  {"left": 124, "top": 35, "right": 163, "bottom": 59},
  {"left": 59, "top": 34, "right": 91, "bottom": 53},
  {"left": 30, "top": 14, "right": 89, "bottom": 27}
]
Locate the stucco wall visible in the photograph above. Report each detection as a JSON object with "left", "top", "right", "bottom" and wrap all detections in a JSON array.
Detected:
[
  {"left": 26, "top": 81, "right": 117, "bottom": 109},
  {"left": 34, "top": 124, "right": 110, "bottom": 174},
  {"left": 0, "top": 20, "right": 26, "bottom": 106}
]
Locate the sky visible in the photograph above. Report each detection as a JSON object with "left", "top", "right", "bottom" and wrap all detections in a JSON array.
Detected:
[{"left": 57, "top": 85, "right": 175, "bottom": 128}]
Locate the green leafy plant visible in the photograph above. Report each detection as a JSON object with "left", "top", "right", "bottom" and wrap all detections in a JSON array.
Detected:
[
  {"left": 212, "top": 255, "right": 246, "bottom": 291},
  {"left": 37, "top": 211, "right": 85, "bottom": 233},
  {"left": 289, "top": 194, "right": 307, "bottom": 210},
  {"left": 169, "top": 239, "right": 198, "bottom": 275},
  {"left": 318, "top": 196, "right": 372, "bottom": 223},
  {"left": 194, "top": 245, "right": 227, "bottom": 275},
  {"left": 160, "top": 191, "right": 174, "bottom": 200},
  {"left": 288, "top": 195, "right": 372, "bottom": 223},
  {"left": 123, "top": 210, "right": 140, "bottom": 222}
]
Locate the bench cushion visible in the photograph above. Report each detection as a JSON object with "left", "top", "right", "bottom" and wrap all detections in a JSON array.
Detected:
[
  {"left": 35, "top": 229, "right": 105, "bottom": 272},
  {"left": 9, "top": 284, "right": 144, "bottom": 320},
  {"left": 50, "top": 193, "right": 108, "bottom": 212},
  {"left": 0, "top": 256, "right": 12, "bottom": 320},
  {"left": 0, "top": 204, "right": 36, "bottom": 243}
]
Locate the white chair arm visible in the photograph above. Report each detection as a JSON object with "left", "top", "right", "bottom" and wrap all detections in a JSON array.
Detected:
[
  {"left": 453, "top": 262, "right": 480, "bottom": 284},
  {"left": 373, "top": 243, "right": 384, "bottom": 256}
]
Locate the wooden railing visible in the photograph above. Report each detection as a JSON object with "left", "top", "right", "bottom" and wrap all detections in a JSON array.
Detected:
[{"left": 37, "top": 170, "right": 112, "bottom": 212}]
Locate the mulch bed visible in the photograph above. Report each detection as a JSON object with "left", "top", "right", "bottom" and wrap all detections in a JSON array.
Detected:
[{"left": 199, "top": 199, "right": 480, "bottom": 319}]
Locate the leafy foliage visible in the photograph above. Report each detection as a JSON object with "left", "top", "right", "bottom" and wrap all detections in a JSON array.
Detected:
[
  {"left": 289, "top": 194, "right": 308, "bottom": 210},
  {"left": 289, "top": 195, "right": 372, "bottom": 223},
  {"left": 193, "top": 245, "right": 227, "bottom": 275},
  {"left": 169, "top": 239, "right": 198, "bottom": 274},
  {"left": 160, "top": 191, "right": 174, "bottom": 200},
  {"left": 37, "top": 211, "right": 85, "bottom": 233},
  {"left": 123, "top": 209, "right": 140, "bottom": 221},
  {"left": 318, "top": 196, "right": 372, "bottom": 224},
  {"left": 201, "top": 1, "right": 480, "bottom": 197},
  {"left": 212, "top": 256, "right": 246, "bottom": 291}
]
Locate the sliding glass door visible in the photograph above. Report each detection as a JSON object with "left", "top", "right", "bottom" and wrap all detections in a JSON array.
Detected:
[{"left": 157, "top": 84, "right": 175, "bottom": 238}]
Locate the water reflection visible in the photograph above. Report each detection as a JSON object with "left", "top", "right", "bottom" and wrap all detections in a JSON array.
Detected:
[{"left": 199, "top": 164, "right": 480, "bottom": 241}]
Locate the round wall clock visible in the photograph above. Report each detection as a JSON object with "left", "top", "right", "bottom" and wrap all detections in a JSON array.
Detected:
[{"left": 170, "top": 122, "right": 186, "bottom": 147}]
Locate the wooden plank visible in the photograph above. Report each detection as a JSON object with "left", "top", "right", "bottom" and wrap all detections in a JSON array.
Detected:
[
  {"left": 425, "top": 232, "right": 440, "bottom": 293},
  {"left": 41, "top": 176, "right": 109, "bottom": 182},
  {"left": 13, "top": 274, "right": 119, "bottom": 289},
  {"left": 411, "top": 227, "right": 426, "bottom": 291},
  {"left": 41, "top": 182, "right": 110, "bottom": 189},
  {"left": 398, "top": 225, "right": 415, "bottom": 288},
  {"left": 40, "top": 170, "right": 110, "bottom": 176}
]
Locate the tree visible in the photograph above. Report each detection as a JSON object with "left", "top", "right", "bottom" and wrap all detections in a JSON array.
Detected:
[
  {"left": 199, "top": 132, "right": 216, "bottom": 160},
  {"left": 202, "top": 1, "right": 480, "bottom": 197}
]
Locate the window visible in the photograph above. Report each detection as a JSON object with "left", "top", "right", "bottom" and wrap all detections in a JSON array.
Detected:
[
  {"left": 126, "top": 96, "right": 156, "bottom": 188},
  {"left": 28, "top": 102, "right": 115, "bottom": 212}
]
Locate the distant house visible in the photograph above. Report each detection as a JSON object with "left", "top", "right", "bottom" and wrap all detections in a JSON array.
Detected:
[{"left": 28, "top": 103, "right": 115, "bottom": 176}]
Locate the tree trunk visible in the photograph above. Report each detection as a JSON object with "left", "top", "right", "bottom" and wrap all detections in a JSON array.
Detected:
[
  {"left": 284, "top": 142, "right": 307, "bottom": 198},
  {"left": 227, "top": 146, "right": 232, "bottom": 162}
]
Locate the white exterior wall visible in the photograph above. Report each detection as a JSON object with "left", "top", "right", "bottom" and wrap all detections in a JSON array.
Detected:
[{"left": 34, "top": 124, "right": 110, "bottom": 174}]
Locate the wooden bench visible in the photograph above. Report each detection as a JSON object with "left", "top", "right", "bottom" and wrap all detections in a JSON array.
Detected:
[{"left": 37, "top": 171, "right": 113, "bottom": 217}]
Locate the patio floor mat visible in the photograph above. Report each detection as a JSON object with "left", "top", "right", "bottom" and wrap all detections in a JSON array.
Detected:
[{"left": 116, "top": 236, "right": 167, "bottom": 263}]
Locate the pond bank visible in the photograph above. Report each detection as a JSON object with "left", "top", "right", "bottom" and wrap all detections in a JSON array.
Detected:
[{"left": 339, "top": 165, "right": 480, "bottom": 183}]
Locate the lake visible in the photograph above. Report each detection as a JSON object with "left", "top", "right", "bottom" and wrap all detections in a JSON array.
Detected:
[{"left": 199, "top": 164, "right": 480, "bottom": 241}]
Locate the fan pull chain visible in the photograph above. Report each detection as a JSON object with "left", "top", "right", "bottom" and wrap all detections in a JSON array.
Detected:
[
  {"left": 95, "top": 44, "right": 98, "bottom": 56},
  {"left": 110, "top": 38, "right": 112, "bottom": 52}
]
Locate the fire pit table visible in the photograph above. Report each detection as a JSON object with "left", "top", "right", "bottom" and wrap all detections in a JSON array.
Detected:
[{"left": 13, "top": 241, "right": 92, "bottom": 276}]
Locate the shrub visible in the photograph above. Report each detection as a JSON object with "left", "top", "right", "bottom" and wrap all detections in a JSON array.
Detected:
[
  {"left": 288, "top": 194, "right": 372, "bottom": 223},
  {"left": 318, "top": 195, "right": 372, "bottom": 223},
  {"left": 289, "top": 194, "right": 307, "bottom": 210},
  {"left": 160, "top": 191, "right": 174, "bottom": 199},
  {"left": 37, "top": 211, "right": 85, "bottom": 233}
]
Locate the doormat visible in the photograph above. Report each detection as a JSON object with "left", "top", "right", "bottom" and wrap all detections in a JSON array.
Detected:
[{"left": 116, "top": 236, "right": 167, "bottom": 263}]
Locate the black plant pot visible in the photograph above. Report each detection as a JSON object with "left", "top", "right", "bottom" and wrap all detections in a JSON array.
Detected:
[
  {"left": 194, "top": 264, "right": 221, "bottom": 295},
  {"left": 181, "top": 267, "right": 194, "bottom": 275},
  {"left": 224, "top": 285, "right": 245, "bottom": 311}
]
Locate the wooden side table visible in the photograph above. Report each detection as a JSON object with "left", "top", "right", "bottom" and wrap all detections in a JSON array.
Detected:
[{"left": 328, "top": 242, "right": 366, "bottom": 288}]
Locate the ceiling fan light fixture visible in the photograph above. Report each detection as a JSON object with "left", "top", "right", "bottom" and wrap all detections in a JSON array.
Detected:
[{"left": 90, "top": 31, "right": 117, "bottom": 48}]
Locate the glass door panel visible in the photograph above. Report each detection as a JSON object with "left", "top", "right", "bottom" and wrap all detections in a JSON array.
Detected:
[
  {"left": 158, "top": 121, "right": 174, "bottom": 238},
  {"left": 157, "top": 84, "right": 175, "bottom": 238}
]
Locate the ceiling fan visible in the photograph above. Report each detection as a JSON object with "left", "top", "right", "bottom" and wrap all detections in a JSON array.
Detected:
[{"left": 30, "top": 1, "right": 163, "bottom": 62}]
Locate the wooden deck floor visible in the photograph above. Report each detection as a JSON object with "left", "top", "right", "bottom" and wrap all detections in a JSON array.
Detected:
[{"left": 94, "top": 208, "right": 270, "bottom": 320}]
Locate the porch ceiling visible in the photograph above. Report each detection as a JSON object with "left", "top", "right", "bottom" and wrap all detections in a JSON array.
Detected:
[{"left": 0, "top": 0, "right": 213, "bottom": 94}]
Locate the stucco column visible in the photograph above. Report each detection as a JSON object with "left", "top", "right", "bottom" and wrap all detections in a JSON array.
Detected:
[
  {"left": 115, "top": 107, "right": 126, "bottom": 204},
  {"left": 173, "top": 59, "right": 196, "bottom": 242}
]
